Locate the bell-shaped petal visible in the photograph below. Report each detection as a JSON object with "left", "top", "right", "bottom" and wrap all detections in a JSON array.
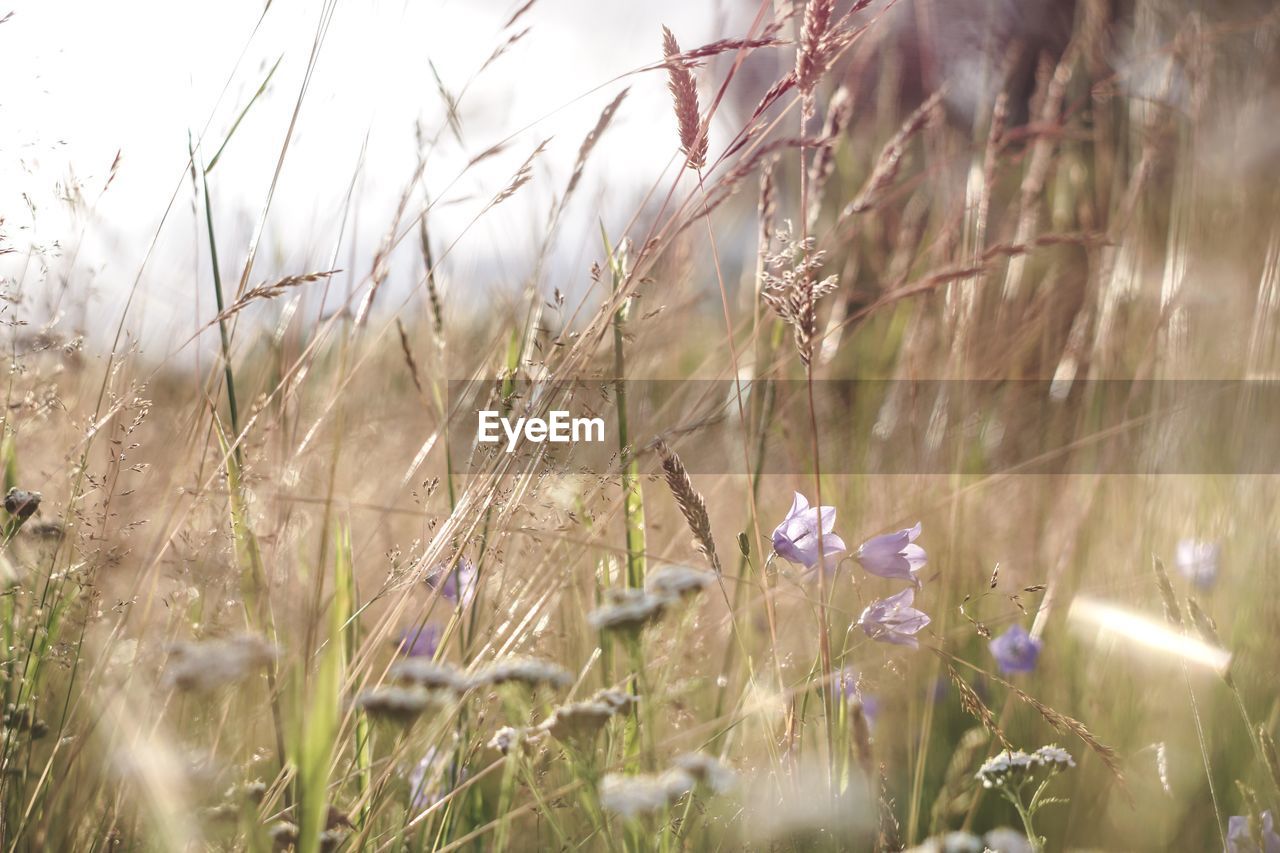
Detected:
[
  {"left": 771, "top": 491, "right": 846, "bottom": 569},
  {"left": 1227, "top": 809, "right": 1280, "bottom": 853},
  {"left": 988, "top": 624, "right": 1042, "bottom": 674},
  {"left": 427, "top": 558, "right": 478, "bottom": 608},
  {"left": 857, "top": 587, "right": 931, "bottom": 648},
  {"left": 856, "top": 522, "right": 927, "bottom": 586},
  {"left": 1175, "top": 539, "right": 1219, "bottom": 589},
  {"left": 396, "top": 624, "right": 441, "bottom": 658}
]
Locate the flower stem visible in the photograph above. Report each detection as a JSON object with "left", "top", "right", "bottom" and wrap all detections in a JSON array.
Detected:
[{"left": 1009, "top": 793, "right": 1042, "bottom": 853}]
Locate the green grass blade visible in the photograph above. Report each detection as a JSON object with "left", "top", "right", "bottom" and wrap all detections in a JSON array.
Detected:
[
  {"left": 600, "top": 224, "right": 645, "bottom": 588},
  {"left": 297, "top": 523, "right": 352, "bottom": 853}
]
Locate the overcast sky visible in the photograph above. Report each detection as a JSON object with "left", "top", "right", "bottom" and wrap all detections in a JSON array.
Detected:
[{"left": 0, "top": 0, "right": 765, "bottom": 355}]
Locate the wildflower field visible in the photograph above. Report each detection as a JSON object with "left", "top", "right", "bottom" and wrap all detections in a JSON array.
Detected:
[{"left": 2, "top": 0, "right": 1279, "bottom": 850}]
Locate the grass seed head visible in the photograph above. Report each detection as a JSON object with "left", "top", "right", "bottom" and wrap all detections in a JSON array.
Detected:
[{"left": 662, "top": 26, "right": 707, "bottom": 170}]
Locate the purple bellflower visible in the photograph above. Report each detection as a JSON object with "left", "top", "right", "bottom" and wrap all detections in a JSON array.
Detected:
[
  {"left": 856, "top": 522, "right": 927, "bottom": 587},
  {"left": 1228, "top": 810, "right": 1280, "bottom": 853},
  {"left": 396, "top": 624, "right": 440, "bottom": 658},
  {"left": 856, "top": 587, "right": 931, "bottom": 648},
  {"left": 771, "top": 492, "right": 846, "bottom": 570},
  {"left": 1175, "top": 538, "right": 1220, "bottom": 589},
  {"left": 832, "top": 667, "right": 881, "bottom": 725},
  {"left": 407, "top": 747, "right": 446, "bottom": 810},
  {"left": 427, "top": 557, "right": 478, "bottom": 608},
  {"left": 988, "top": 624, "right": 1042, "bottom": 674}
]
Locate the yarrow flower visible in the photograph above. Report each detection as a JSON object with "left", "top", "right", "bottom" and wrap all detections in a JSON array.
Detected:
[
  {"left": 355, "top": 685, "right": 443, "bottom": 724},
  {"left": 971, "top": 745, "right": 1073, "bottom": 851},
  {"left": 539, "top": 689, "right": 636, "bottom": 743},
  {"left": 600, "top": 771, "right": 689, "bottom": 818},
  {"left": 1030, "top": 745, "right": 1075, "bottom": 768},
  {"left": 487, "top": 725, "right": 543, "bottom": 755},
  {"left": 855, "top": 522, "right": 927, "bottom": 586},
  {"left": 588, "top": 589, "right": 672, "bottom": 634},
  {"left": 975, "top": 745, "right": 1075, "bottom": 789},
  {"left": 645, "top": 564, "right": 715, "bottom": 599},
  {"left": 541, "top": 701, "right": 615, "bottom": 741},
  {"left": 988, "top": 625, "right": 1042, "bottom": 675},
  {"left": 771, "top": 492, "right": 846, "bottom": 570},
  {"left": 856, "top": 588, "right": 930, "bottom": 648},
  {"left": 672, "top": 752, "right": 736, "bottom": 794},
  {"left": 388, "top": 658, "right": 466, "bottom": 692},
  {"left": 599, "top": 753, "right": 734, "bottom": 819},
  {"left": 904, "top": 830, "right": 1033, "bottom": 853},
  {"left": 1228, "top": 809, "right": 1280, "bottom": 853},
  {"left": 600, "top": 767, "right": 702, "bottom": 817},
  {"left": 1175, "top": 538, "right": 1220, "bottom": 589},
  {"left": 427, "top": 557, "right": 478, "bottom": 608},
  {"left": 981, "top": 828, "right": 1035, "bottom": 853},
  {"left": 163, "top": 634, "right": 277, "bottom": 693},
  {"left": 472, "top": 657, "right": 572, "bottom": 691}
]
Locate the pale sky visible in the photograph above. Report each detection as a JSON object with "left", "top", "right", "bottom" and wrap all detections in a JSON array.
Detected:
[{"left": 0, "top": 0, "right": 762, "bottom": 355}]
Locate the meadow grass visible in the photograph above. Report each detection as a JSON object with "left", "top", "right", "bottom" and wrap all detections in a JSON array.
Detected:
[{"left": 1, "top": 1, "right": 1279, "bottom": 850}]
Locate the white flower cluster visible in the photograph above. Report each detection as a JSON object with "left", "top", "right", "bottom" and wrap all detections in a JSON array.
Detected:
[
  {"left": 975, "top": 744, "right": 1075, "bottom": 789},
  {"left": 587, "top": 566, "right": 716, "bottom": 634},
  {"left": 600, "top": 752, "right": 735, "bottom": 818}
]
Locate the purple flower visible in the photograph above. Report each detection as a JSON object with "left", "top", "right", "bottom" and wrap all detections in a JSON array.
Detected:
[
  {"left": 856, "top": 588, "right": 931, "bottom": 648},
  {"left": 832, "top": 667, "right": 880, "bottom": 724},
  {"left": 1228, "top": 810, "right": 1280, "bottom": 853},
  {"left": 855, "top": 522, "right": 926, "bottom": 586},
  {"left": 427, "top": 558, "right": 478, "bottom": 608},
  {"left": 407, "top": 748, "right": 446, "bottom": 810},
  {"left": 1175, "top": 539, "right": 1219, "bottom": 589},
  {"left": 771, "top": 492, "right": 846, "bottom": 570},
  {"left": 396, "top": 624, "right": 440, "bottom": 658},
  {"left": 988, "top": 624, "right": 1042, "bottom": 674}
]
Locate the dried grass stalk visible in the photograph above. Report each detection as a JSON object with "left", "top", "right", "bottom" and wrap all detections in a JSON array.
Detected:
[
  {"left": 666, "top": 28, "right": 784, "bottom": 65},
  {"left": 795, "top": 0, "right": 872, "bottom": 117},
  {"left": 213, "top": 270, "right": 339, "bottom": 324},
  {"left": 1185, "top": 596, "right": 1221, "bottom": 646},
  {"left": 652, "top": 437, "right": 720, "bottom": 573},
  {"left": 395, "top": 318, "right": 424, "bottom": 397},
  {"left": 758, "top": 156, "right": 777, "bottom": 287},
  {"left": 504, "top": 0, "right": 537, "bottom": 29},
  {"left": 931, "top": 727, "right": 990, "bottom": 824},
  {"left": 993, "top": 671, "right": 1127, "bottom": 785},
  {"left": 806, "top": 84, "right": 853, "bottom": 227},
  {"left": 662, "top": 26, "right": 707, "bottom": 170},
  {"left": 418, "top": 217, "right": 444, "bottom": 338},
  {"left": 750, "top": 72, "right": 797, "bottom": 123},
  {"left": 796, "top": 0, "right": 835, "bottom": 117},
  {"left": 946, "top": 665, "right": 1012, "bottom": 751},
  {"left": 1151, "top": 555, "right": 1183, "bottom": 627},
  {"left": 690, "top": 137, "right": 829, "bottom": 226},
  {"left": 1260, "top": 727, "right": 1280, "bottom": 796},
  {"left": 491, "top": 139, "right": 551, "bottom": 207},
  {"left": 841, "top": 89, "right": 944, "bottom": 217},
  {"left": 564, "top": 88, "right": 629, "bottom": 201},
  {"left": 760, "top": 223, "right": 840, "bottom": 365}
]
